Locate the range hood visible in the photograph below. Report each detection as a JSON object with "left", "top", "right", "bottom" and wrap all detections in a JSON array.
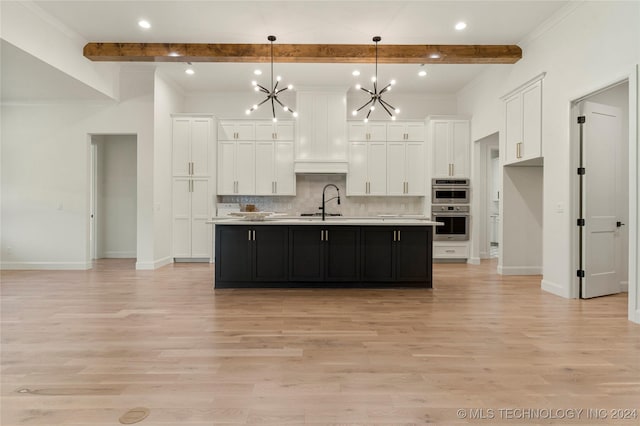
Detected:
[{"left": 294, "top": 159, "right": 348, "bottom": 174}]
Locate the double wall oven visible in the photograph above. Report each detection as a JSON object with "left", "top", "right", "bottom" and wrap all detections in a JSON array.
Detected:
[{"left": 431, "top": 178, "right": 470, "bottom": 241}]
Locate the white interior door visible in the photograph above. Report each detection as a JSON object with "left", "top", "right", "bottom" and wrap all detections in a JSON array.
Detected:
[{"left": 581, "top": 101, "right": 622, "bottom": 298}]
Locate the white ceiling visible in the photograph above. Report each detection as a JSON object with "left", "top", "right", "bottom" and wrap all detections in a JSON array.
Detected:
[{"left": 2, "top": 1, "right": 569, "bottom": 100}]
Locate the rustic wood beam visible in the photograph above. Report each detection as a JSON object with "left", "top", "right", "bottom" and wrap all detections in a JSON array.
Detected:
[{"left": 83, "top": 43, "right": 522, "bottom": 64}]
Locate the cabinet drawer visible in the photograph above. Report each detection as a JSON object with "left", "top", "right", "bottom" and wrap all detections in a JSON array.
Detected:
[{"left": 433, "top": 244, "right": 469, "bottom": 259}]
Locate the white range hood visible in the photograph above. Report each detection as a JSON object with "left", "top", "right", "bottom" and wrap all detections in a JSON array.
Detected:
[{"left": 294, "top": 88, "right": 348, "bottom": 174}]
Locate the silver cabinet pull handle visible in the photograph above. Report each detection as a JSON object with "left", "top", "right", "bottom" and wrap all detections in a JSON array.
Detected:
[
  {"left": 248, "top": 230, "right": 252, "bottom": 241},
  {"left": 274, "top": 181, "right": 277, "bottom": 193},
  {"left": 393, "top": 230, "right": 397, "bottom": 242},
  {"left": 320, "top": 230, "right": 324, "bottom": 241},
  {"left": 325, "top": 230, "right": 328, "bottom": 241},
  {"left": 253, "top": 230, "right": 256, "bottom": 241},
  {"left": 398, "top": 230, "right": 401, "bottom": 241}
]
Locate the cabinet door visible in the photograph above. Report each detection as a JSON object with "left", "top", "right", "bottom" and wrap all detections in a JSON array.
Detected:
[
  {"left": 405, "top": 142, "right": 425, "bottom": 195},
  {"left": 235, "top": 141, "right": 255, "bottom": 194},
  {"left": 255, "top": 141, "right": 275, "bottom": 195},
  {"left": 395, "top": 227, "right": 431, "bottom": 282},
  {"left": 217, "top": 141, "right": 236, "bottom": 195},
  {"left": 450, "top": 121, "right": 469, "bottom": 177},
  {"left": 274, "top": 141, "right": 295, "bottom": 195},
  {"left": 367, "top": 141, "right": 387, "bottom": 195},
  {"left": 253, "top": 227, "right": 288, "bottom": 281},
  {"left": 190, "top": 179, "right": 211, "bottom": 258},
  {"left": 172, "top": 118, "right": 191, "bottom": 176},
  {"left": 504, "top": 94, "right": 521, "bottom": 164},
  {"left": 172, "top": 178, "right": 191, "bottom": 258},
  {"left": 326, "top": 93, "right": 347, "bottom": 160},
  {"left": 348, "top": 122, "right": 367, "bottom": 141},
  {"left": 191, "top": 118, "right": 211, "bottom": 176},
  {"left": 275, "top": 122, "right": 294, "bottom": 141},
  {"left": 367, "top": 123, "right": 387, "bottom": 141},
  {"left": 235, "top": 122, "right": 255, "bottom": 140},
  {"left": 289, "top": 227, "right": 324, "bottom": 281},
  {"left": 405, "top": 122, "right": 425, "bottom": 142},
  {"left": 347, "top": 141, "right": 368, "bottom": 195},
  {"left": 255, "top": 122, "right": 275, "bottom": 141},
  {"left": 431, "top": 121, "right": 451, "bottom": 177},
  {"left": 218, "top": 122, "right": 236, "bottom": 140},
  {"left": 521, "top": 81, "right": 542, "bottom": 160},
  {"left": 386, "top": 142, "right": 406, "bottom": 195},
  {"left": 325, "top": 227, "right": 360, "bottom": 281},
  {"left": 361, "top": 227, "right": 395, "bottom": 281},
  {"left": 386, "top": 123, "right": 406, "bottom": 141},
  {"left": 215, "top": 226, "right": 252, "bottom": 282}
]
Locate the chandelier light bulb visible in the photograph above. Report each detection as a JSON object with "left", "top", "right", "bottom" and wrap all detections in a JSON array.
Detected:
[
  {"left": 276, "top": 76, "right": 282, "bottom": 82},
  {"left": 293, "top": 112, "right": 298, "bottom": 118},
  {"left": 395, "top": 108, "right": 400, "bottom": 114},
  {"left": 283, "top": 106, "right": 289, "bottom": 112},
  {"left": 370, "top": 106, "right": 375, "bottom": 111},
  {"left": 391, "top": 116, "right": 396, "bottom": 121},
  {"left": 364, "top": 118, "right": 369, "bottom": 123},
  {"left": 352, "top": 110, "right": 358, "bottom": 116},
  {"left": 371, "top": 76, "right": 376, "bottom": 83},
  {"left": 253, "top": 104, "right": 258, "bottom": 109},
  {"left": 252, "top": 80, "right": 257, "bottom": 86},
  {"left": 246, "top": 109, "right": 251, "bottom": 115},
  {"left": 273, "top": 117, "right": 278, "bottom": 122},
  {"left": 355, "top": 84, "right": 361, "bottom": 90},
  {"left": 287, "top": 84, "right": 293, "bottom": 90},
  {"left": 390, "top": 80, "right": 396, "bottom": 85}
]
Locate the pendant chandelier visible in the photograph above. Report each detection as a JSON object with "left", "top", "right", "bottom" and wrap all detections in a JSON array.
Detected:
[
  {"left": 245, "top": 35, "right": 297, "bottom": 122},
  {"left": 352, "top": 36, "right": 400, "bottom": 122}
]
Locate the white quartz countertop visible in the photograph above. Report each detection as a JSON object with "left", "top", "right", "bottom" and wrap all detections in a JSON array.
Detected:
[{"left": 208, "top": 216, "right": 441, "bottom": 226}]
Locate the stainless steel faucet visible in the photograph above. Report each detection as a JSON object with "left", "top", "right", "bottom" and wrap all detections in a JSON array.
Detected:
[{"left": 320, "top": 184, "right": 341, "bottom": 221}]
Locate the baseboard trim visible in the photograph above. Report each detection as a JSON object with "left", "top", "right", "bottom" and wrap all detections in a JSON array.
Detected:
[
  {"left": 135, "top": 256, "right": 172, "bottom": 270},
  {"left": 497, "top": 265, "right": 542, "bottom": 275},
  {"left": 468, "top": 257, "right": 481, "bottom": 265},
  {"left": 620, "top": 281, "right": 629, "bottom": 292},
  {"left": 541, "top": 278, "right": 572, "bottom": 298},
  {"left": 630, "top": 309, "right": 640, "bottom": 325},
  {"left": 103, "top": 251, "right": 136, "bottom": 258},
  {"left": 1, "top": 261, "right": 92, "bottom": 270}
]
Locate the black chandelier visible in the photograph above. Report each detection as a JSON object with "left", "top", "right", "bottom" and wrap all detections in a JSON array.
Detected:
[
  {"left": 245, "top": 35, "right": 297, "bottom": 122},
  {"left": 352, "top": 36, "right": 400, "bottom": 122}
]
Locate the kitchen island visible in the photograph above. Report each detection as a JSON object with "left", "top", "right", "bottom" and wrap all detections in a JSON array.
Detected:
[{"left": 209, "top": 217, "right": 439, "bottom": 288}]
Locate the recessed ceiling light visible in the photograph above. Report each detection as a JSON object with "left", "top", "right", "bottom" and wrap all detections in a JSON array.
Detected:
[
  {"left": 138, "top": 20, "right": 151, "bottom": 29},
  {"left": 455, "top": 22, "right": 467, "bottom": 31},
  {"left": 254, "top": 69, "right": 262, "bottom": 75},
  {"left": 352, "top": 70, "right": 360, "bottom": 76},
  {"left": 418, "top": 70, "right": 427, "bottom": 77},
  {"left": 429, "top": 53, "right": 441, "bottom": 59},
  {"left": 185, "top": 68, "right": 195, "bottom": 75}
]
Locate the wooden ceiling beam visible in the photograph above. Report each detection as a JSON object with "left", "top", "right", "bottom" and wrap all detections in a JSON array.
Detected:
[{"left": 83, "top": 43, "right": 522, "bottom": 64}]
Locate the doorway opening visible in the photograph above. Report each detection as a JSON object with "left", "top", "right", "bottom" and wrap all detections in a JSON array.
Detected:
[
  {"left": 89, "top": 134, "right": 137, "bottom": 264},
  {"left": 474, "top": 133, "right": 500, "bottom": 261},
  {"left": 572, "top": 81, "right": 629, "bottom": 299}
]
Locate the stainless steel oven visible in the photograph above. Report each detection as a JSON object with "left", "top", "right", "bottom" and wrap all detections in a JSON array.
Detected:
[
  {"left": 431, "top": 178, "right": 470, "bottom": 204},
  {"left": 431, "top": 205, "right": 470, "bottom": 241}
]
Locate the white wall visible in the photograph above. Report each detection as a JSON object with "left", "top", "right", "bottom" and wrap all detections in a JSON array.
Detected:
[
  {"left": 154, "top": 72, "right": 185, "bottom": 265},
  {"left": 96, "top": 135, "right": 137, "bottom": 258},
  {"left": 184, "top": 91, "right": 457, "bottom": 120},
  {"left": 457, "top": 1, "right": 640, "bottom": 300},
  {"left": 1, "top": 69, "right": 156, "bottom": 270}
]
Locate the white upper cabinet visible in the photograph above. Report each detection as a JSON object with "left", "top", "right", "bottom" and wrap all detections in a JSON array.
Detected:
[
  {"left": 387, "top": 121, "right": 425, "bottom": 142},
  {"left": 386, "top": 141, "right": 425, "bottom": 195},
  {"left": 503, "top": 76, "right": 543, "bottom": 165},
  {"left": 348, "top": 122, "right": 387, "bottom": 141},
  {"left": 255, "top": 141, "right": 295, "bottom": 195},
  {"left": 218, "top": 120, "right": 255, "bottom": 141},
  {"left": 172, "top": 117, "right": 213, "bottom": 176},
  {"left": 430, "top": 118, "right": 469, "bottom": 178},
  {"left": 347, "top": 141, "right": 387, "bottom": 196},
  {"left": 217, "top": 140, "right": 255, "bottom": 195},
  {"left": 255, "top": 121, "right": 294, "bottom": 141}
]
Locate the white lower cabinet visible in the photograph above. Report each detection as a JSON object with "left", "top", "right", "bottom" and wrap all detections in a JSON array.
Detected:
[
  {"left": 172, "top": 177, "right": 211, "bottom": 259},
  {"left": 347, "top": 141, "right": 387, "bottom": 195},
  {"left": 386, "top": 141, "right": 425, "bottom": 196},
  {"left": 217, "top": 140, "right": 255, "bottom": 195},
  {"left": 255, "top": 141, "right": 295, "bottom": 195}
]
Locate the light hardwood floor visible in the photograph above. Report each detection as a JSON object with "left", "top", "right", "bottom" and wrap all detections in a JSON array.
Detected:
[{"left": 1, "top": 259, "right": 639, "bottom": 425}]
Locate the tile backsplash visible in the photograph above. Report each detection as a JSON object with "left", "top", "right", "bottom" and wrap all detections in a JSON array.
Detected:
[{"left": 218, "top": 175, "right": 426, "bottom": 216}]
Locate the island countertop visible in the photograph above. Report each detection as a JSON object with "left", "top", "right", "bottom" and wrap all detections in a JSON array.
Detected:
[{"left": 208, "top": 216, "right": 441, "bottom": 226}]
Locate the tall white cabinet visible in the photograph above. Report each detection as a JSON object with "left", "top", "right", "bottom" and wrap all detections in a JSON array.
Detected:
[
  {"left": 429, "top": 117, "right": 470, "bottom": 178},
  {"left": 172, "top": 115, "right": 215, "bottom": 261}
]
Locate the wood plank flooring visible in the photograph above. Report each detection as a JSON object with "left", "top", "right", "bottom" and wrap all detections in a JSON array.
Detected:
[{"left": 1, "top": 259, "right": 639, "bottom": 425}]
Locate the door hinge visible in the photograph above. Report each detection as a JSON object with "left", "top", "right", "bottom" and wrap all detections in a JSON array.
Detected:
[
  {"left": 577, "top": 116, "right": 586, "bottom": 124},
  {"left": 577, "top": 167, "right": 585, "bottom": 175},
  {"left": 577, "top": 218, "right": 585, "bottom": 226},
  {"left": 577, "top": 269, "right": 585, "bottom": 278}
]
